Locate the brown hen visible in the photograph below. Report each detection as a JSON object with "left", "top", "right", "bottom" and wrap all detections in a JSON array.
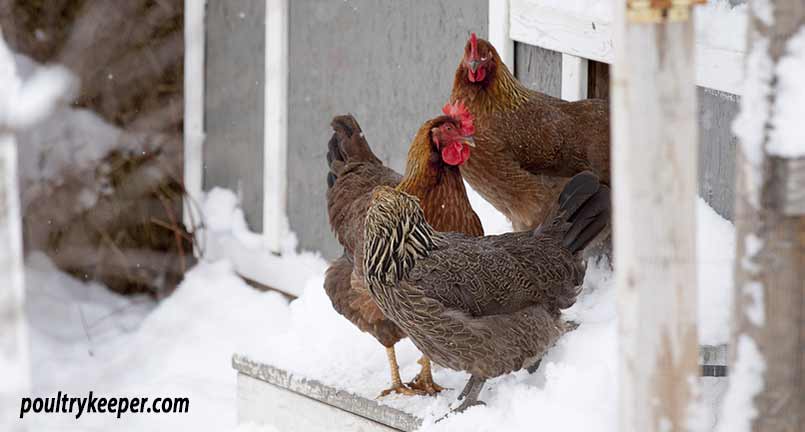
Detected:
[
  {"left": 451, "top": 33, "right": 610, "bottom": 231},
  {"left": 324, "top": 107, "right": 482, "bottom": 397},
  {"left": 363, "top": 171, "right": 610, "bottom": 414}
]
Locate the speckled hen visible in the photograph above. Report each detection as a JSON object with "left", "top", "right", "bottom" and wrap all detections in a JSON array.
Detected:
[{"left": 362, "top": 171, "right": 610, "bottom": 413}]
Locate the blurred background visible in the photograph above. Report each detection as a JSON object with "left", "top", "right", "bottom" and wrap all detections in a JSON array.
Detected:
[{"left": 0, "top": 1, "right": 748, "bottom": 430}]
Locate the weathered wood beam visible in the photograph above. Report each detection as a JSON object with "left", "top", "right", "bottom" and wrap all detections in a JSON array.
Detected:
[
  {"left": 612, "top": 1, "right": 700, "bottom": 431},
  {"left": 732, "top": 1, "right": 805, "bottom": 431}
]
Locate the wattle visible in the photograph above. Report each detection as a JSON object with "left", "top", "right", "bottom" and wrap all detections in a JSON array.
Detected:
[{"left": 442, "top": 142, "right": 470, "bottom": 166}]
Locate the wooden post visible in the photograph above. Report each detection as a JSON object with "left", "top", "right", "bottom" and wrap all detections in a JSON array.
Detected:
[
  {"left": 0, "top": 36, "right": 30, "bottom": 431},
  {"left": 731, "top": 0, "right": 805, "bottom": 430},
  {"left": 612, "top": 2, "right": 700, "bottom": 432}
]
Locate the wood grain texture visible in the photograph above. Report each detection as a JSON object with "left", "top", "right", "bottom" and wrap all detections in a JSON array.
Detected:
[
  {"left": 732, "top": 1, "right": 805, "bottom": 430},
  {"left": 612, "top": 2, "right": 699, "bottom": 430},
  {"left": 514, "top": 42, "right": 562, "bottom": 98}
]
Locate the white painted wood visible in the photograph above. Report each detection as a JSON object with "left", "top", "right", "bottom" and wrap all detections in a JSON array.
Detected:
[
  {"left": 612, "top": 0, "right": 700, "bottom": 430},
  {"left": 509, "top": 0, "right": 744, "bottom": 95},
  {"left": 233, "top": 355, "right": 422, "bottom": 431},
  {"left": 489, "top": 0, "right": 514, "bottom": 72},
  {"left": 264, "top": 0, "right": 289, "bottom": 253},
  {"left": 183, "top": 0, "right": 206, "bottom": 231},
  {"left": 0, "top": 31, "right": 30, "bottom": 431},
  {"left": 0, "top": 135, "right": 29, "bottom": 432},
  {"left": 238, "top": 374, "right": 400, "bottom": 432},
  {"left": 560, "top": 54, "right": 588, "bottom": 101}
]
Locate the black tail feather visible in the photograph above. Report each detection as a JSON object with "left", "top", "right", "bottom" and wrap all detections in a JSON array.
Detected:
[{"left": 552, "top": 172, "right": 611, "bottom": 254}]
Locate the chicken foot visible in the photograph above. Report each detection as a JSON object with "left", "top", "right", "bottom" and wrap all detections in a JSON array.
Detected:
[
  {"left": 436, "top": 375, "right": 487, "bottom": 422},
  {"left": 407, "top": 356, "right": 447, "bottom": 395},
  {"left": 378, "top": 346, "right": 425, "bottom": 398},
  {"left": 454, "top": 375, "right": 487, "bottom": 412}
]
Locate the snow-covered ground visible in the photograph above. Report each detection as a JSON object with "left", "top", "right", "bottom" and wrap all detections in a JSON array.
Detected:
[{"left": 20, "top": 186, "right": 734, "bottom": 431}]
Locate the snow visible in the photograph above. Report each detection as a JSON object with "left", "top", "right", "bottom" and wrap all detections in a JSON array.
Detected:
[
  {"left": 769, "top": 27, "right": 805, "bottom": 158},
  {"left": 20, "top": 185, "right": 737, "bottom": 431},
  {"left": 715, "top": 336, "right": 765, "bottom": 432},
  {"left": 23, "top": 253, "right": 292, "bottom": 431},
  {"left": 733, "top": 33, "right": 772, "bottom": 207},
  {"left": 696, "top": 198, "right": 735, "bottom": 346},
  {"left": 0, "top": 45, "right": 74, "bottom": 130},
  {"left": 201, "top": 188, "right": 329, "bottom": 298}
]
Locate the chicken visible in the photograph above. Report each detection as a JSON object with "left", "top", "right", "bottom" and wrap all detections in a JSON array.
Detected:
[
  {"left": 451, "top": 33, "right": 610, "bottom": 231},
  {"left": 324, "top": 104, "right": 482, "bottom": 397},
  {"left": 362, "top": 171, "right": 610, "bottom": 413}
]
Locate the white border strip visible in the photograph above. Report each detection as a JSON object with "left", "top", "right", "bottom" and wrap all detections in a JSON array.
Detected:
[
  {"left": 489, "top": 0, "right": 514, "bottom": 72},
  {"left": 183, "top": 0, "right": 206, "bottom": 229},
  {"left": 264, "top": 0, "right": 289, "bottom": 253},
  {"left": 508, "top": 0, "right": 744, "bottom": 95},
  {"left": 560, "top": 54, "right": 588, "bottom": 101}
]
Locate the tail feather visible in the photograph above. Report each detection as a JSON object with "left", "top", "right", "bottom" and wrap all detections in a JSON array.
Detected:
[
  {"left": 545, "top": 171, "right": 611, "bottom": 254},
  {"left": 326, "top": 114, "right": 382, "bottom": 190}
]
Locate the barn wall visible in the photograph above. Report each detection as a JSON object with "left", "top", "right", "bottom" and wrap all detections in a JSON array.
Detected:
[
  {"left": 514, "top": 43, "right": 562, "bottom": 98},
  {"left": 204, "top": 0, "right": 266, "bottom": 231},
  {"left": 287, "top": 0, "right": 488, "bottom": 259},
  {"left": 697, "top": 87, "right": 739, "bottom": 220}
]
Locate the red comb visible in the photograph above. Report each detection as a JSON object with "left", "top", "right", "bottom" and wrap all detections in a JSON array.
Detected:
[
  {"left": 470, "top": 32, "right": 479, "bottom": 58},
  {"left": 442, "top": 100, "right": 475, "bottom": 136}
]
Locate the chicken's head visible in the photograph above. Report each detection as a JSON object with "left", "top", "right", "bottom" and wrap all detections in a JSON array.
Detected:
[
  {"left": 431, "top": 101, "right": 475, "bottom": 166},
  {"left": 462, "top": 32, "right": 497, "bottom": 84}
]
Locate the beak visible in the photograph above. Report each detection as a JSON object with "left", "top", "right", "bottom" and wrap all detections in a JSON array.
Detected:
[
  {"left": 461, "top": 136, "right": 476, "bottom": 147},
  {"left": 468, "top": 60, "right": 480, "bottom": 73}
]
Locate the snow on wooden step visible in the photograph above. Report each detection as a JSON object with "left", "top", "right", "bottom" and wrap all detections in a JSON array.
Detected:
[
  {"left": 233, "top": 355, "right": 422, "bottom": 432},
  {"left": 234, "top": 346, "right": 728, "bottom": 430}
]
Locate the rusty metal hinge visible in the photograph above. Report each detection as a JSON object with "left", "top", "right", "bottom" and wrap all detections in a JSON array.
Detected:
[{"left": 627, "top": 0, "right": 707, "bottom": 23}]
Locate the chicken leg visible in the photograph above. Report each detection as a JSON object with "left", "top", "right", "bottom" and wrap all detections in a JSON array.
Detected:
[
  {"left": 407, "top": 356, "right": 447, "bottom": 395},
  {"left": 378, "top": 346, "right": 424, "bottom": 397},
  {"left": 454, "top": 375, "right": 486, "bottom": 412}
]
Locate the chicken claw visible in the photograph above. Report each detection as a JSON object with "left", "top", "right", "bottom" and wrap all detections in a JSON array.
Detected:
[
  {"left": 377, "top": 383, "right": 426, "bottom": 398},
  {"left": 407, "top": 357, "right": 448, "bottom": 395}
]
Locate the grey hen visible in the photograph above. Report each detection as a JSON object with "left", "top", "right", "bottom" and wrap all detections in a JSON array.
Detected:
[{"left": 362, "top": 171, "right": 610, "bottom": 413}]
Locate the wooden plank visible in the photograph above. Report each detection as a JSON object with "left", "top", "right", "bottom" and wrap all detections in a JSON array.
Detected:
[
  {"left": 560, "top": 54, "right": 588, "bottom": 101},
  {"left": 489, "top": 0, "right": 514, "bottom": 72},
  {"left": 612, "top": 1, "right": 700, "bottom": 431},
  {"left": 587, "top": 60, "right": 610, "bottom": 99},
  {"left": 514, "top": 42, "right": 562, "bottom": 98},
  {"left": 509, "top": 0, "right": 745, "bottom": 95},
  {"left": 183, "top": 0, "right": 205, "bottom": 230},
  {"left": 732, "top": 3, "right": 805, "bottom": 429},
  {"left": 238, "top": 374, "right": 400, "bottom": 432},
  {"left": 233, "top": 355, "right": 422, "bottom": 431},
  {"left": 697, "top": 87, "right": 739, "bottom": 221},
  {"left": 0, "top": 135, "right": 29, "bottom": 432},
  {"left": 264, "top": 0, "right": 290, "bottom": 253}
]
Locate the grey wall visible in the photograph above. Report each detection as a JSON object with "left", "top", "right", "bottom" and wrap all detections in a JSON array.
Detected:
[
  {"left": 697, "top": 88, "right": 739, "bottom": 220},
  {"left": 204, "top": 0, "right": 266, "bottom": 231},
  {"left": 288, "top": 0, "right": 488, "bottom": 259},
  {"left": 515, "top": 43, "right": 562, "bottom": 98}
]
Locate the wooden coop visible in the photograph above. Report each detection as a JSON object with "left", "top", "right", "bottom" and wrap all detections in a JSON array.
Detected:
[{"left": 1, "top": 0, "right": 803, "bottom": 431}]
